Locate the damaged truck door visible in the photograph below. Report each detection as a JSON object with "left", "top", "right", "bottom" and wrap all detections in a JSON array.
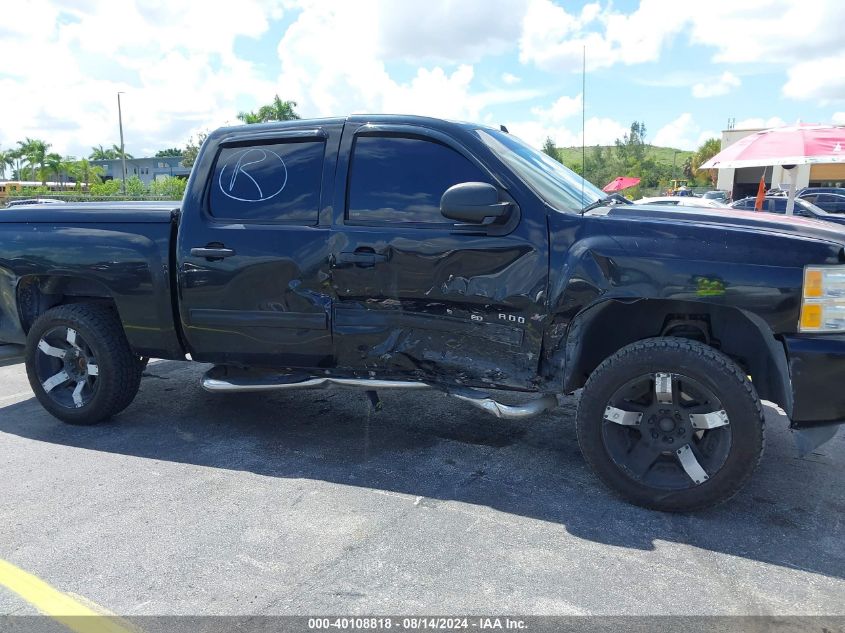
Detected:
[
  {"left": 328, "top": 123, "right": 549, "bottom": 389},
  {"left": 176, "top": 125, "right": 342, "bottom": 368}
]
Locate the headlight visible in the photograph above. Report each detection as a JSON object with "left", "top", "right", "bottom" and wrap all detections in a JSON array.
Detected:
[{"left": 799, "top": 265, "right": 845, "bottom": 332}]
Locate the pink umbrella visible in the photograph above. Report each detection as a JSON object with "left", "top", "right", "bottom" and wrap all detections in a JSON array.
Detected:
[
  {"left": 603, "top": 176, "right": 640, "bottom": 192},
  {"left": 700, "top": 124, "right": 845, "bottom": 215},
  {"left": 700, "top": 124, "right": 845, "bottom": 170}
]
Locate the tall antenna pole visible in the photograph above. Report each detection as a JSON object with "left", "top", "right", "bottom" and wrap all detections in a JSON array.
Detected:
[
  {"left": 581, "top": 44, "right": 586, "bottom": 207},
  {"left": 117, "top": 92, "right": 127, "bottom": 195}
]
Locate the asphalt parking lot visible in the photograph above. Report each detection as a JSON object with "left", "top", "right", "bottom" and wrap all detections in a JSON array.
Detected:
[{"left": 0, "top": 358, "right": 843, "bottom": 620}]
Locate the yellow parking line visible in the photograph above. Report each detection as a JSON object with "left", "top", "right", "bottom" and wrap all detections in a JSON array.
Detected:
[{"left": 0, "top": 559, "right": 139, "bottom": 633}]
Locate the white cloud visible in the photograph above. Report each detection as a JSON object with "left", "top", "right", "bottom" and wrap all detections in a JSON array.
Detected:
[
  {"left": 519, "top": 0, "right": 687, "bottom": 72},
  {"left": 783, "top": 53, "right": 845, "bottom": 102},
  {"left": 375, "top": 0, "right": 527, "bottom": 63},
  {"left": 507, "top": 116, "right": 629, "bottom": 150},
  {"left": 0, "top": 0, "right": 539, "bottom": 158},
  {"left": 692, "top": 71, "right": 741, "bottom": 98},
  {"left": 275, "top": 1, "right": 538, "bottom": 124},
  {"left": 531, "top": 94, "right": 582, "bottom": 122},
  {"left": 733, "top": 116, "right": 788, "bottom": 130},
  {"left": 652, "top": 113, "right": 710, "bottom": 150},
  {"left": 689, "top": 1, "right": 845, "bottom": 65},
  {"left": 502, "top": 72, "right": 521, "bottom": 85},
  {"left": 689, "top": 1, "right": 845, "bottom": 102},
  {"left": 518, "top": 0, "right": 845, "bottom": 102},
  {"left": 833, "top": 113, "right": 845, "bottom": 125},
  {"left": 0, "top": 0, "right": 284, "bottom": 157}
]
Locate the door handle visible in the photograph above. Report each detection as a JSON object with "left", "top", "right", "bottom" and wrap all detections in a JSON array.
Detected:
[
  {"left": 335, "top": 251, "right": 388, "bottom": 266},
  {"left": 191, "top": 246, "right": 236, "bottom": 260}
]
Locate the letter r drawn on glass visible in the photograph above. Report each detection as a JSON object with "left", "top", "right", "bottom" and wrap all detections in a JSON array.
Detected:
[{"left": 217, "top": 148, "right": 288, "bottom": 202}]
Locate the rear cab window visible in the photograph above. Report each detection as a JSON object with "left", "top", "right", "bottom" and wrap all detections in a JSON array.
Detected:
[{"left": 209, "top": 140, "right": 325, "bottom": 224}]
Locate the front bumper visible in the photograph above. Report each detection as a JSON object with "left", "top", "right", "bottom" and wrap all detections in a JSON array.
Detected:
[{"left": 784, "top": 334, "right": 845, "bottom": 427}]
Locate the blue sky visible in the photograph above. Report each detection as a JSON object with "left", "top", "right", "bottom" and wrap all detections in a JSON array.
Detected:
[{"left": 1, "top": 0, "right": 844, "bottom": 158}]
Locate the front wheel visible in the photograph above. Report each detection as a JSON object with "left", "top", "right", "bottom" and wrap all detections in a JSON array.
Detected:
[
  {"left": 25, "top": 303, "right": 142, "bottom": 425},
  {"left": 576, "top": 337, "right": 765, "bottom": 512}
]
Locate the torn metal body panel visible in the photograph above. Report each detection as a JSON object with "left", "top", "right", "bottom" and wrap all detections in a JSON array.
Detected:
[
  {"left": 201, "top": 365, "right": 557, "bottom": 420},
  {"left": 541, "top": 206, "right": 844, "bottom": 439},
  {"left": 325, "top": 119, "right": 550, "bottom": 390}
]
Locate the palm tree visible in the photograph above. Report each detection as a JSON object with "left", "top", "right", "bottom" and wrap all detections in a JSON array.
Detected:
[
  {"left": 692, "top": 137, "right": 722, "bottom": 186},
  {"left": 237, "top": 95, "right": 300, "bottom": 124},
  {"left": 17, "top": 138, "right": 51, "bottom": 184},
  {"left": 111, "top": 144, "right": 133, "bottom": 160},
  {"left": 7, "top": 148, "right": 23, "bottom": 180},
  {"left": 16, "top": 139, "right": 34, "bottom": 180},
  {"left": 0, "top": 150, "right": 15, "bottom": 179},
  {"left": 237, "top": 110, "right": 262, "bottom": 124},
  {"left": 69, "top": 159, "right": 104, "bottom": 189},
  {"left": 46, "top": 153, "right": 63, "bottom": 187},
  {"left": 90, "top": 145, "right": 118, "bottom": 160}
]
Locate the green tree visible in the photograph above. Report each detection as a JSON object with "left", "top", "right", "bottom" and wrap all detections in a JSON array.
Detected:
[
  {"left": 0, "top": 149, "right": 14, "bottom": 179},
  {"left": 615, "top": 121, "right": 647, "bottom": 165},
  {"left": 542, "top": 137, "right": 559, "bottom": 161},
  {"left": 69, "top": 159, "right": 104, "bottom": 189},
  {"left": 180, "top": 132, "right": 208, "bottom": 168},
  {"left": 111, "top": 144, "right": 133, "bottom": 160},
  {"left": 17, "top": 138, "right": 51, "bottom": 185},
  {"left": 124, "top": 175, "right": 146, "bottom": 197},
  {"left": 682, "top": 156, "right": 694, "bottom": 180},
  {"left": 237, "top": 95, "right": 301, "bottom": 124},
  {"left": 692, "top": 137, "right": 721, "bottom": 186},
  {"left": 155, "top": 148, "right": 183, "bottom": 157},
  {"left": 45, "top": 153, "right": 64, "bottom": 186},
  {"left": 89, "top": 145, "right": 118, "bottom": 160},
  {"left": 6, "top": 148, "right": 23, "bottom": 180},
  {"left": 89, "top": 179, "right": 121, "bottom": 196},
  {"left": 149, "top": 176, "right": 187, "bottom": 199}
]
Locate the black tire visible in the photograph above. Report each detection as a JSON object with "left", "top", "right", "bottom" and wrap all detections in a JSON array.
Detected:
[
  {"left": 25, "top": 303, "right": 142, "bottom": 425},
  {"left": 576, "top": 337, "right": 765, "bottom": 512}
]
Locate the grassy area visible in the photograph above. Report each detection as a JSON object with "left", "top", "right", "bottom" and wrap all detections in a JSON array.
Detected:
[{"left": 557, "top": 144, "right": 694, "bottom": 167}]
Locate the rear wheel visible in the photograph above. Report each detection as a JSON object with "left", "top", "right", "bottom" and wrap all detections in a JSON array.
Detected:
[
  {"left": 25, "top": 304, "right": 142, "bottom": 425},
  {"left": 576, "top": 337, "right": 764, "bottom": 512}
]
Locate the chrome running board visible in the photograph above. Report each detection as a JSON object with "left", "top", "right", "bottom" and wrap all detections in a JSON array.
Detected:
[
  {"left": 448, "top": 388, "right": 558, "bottom": 419},
  {"left": 201, "top": 367, "right": 557, "bottom": 420}
]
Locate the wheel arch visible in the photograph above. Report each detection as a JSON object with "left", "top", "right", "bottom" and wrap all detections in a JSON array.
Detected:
[
  {"left": 17, "top": 275, "right": 117, "bottom": 334},
  {"left": 557, "top": 298, "right": 793, "bottom": 416}
]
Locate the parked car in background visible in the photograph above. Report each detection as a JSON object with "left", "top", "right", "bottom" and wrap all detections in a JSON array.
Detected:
[
  {"left": 730, "top": 196, "right": 845, "bottom": 226},
  {"left": 797, "top": 192, "right": 845, "bottom": 214},
  {"left": 702, "top": 190, "right": 729, "bottom": 202},
  {"left": 4, "top": 198, "right": 67, "bottom": 208},
  {"left": 635, "top": 196, "right": 730, "bottom": 209},
  {"left": 797, "top": 187, "right": 845, "bottom": 197}
]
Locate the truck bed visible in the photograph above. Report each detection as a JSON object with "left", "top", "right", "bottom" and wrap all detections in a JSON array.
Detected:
[{"left": 0, "top": 201, "right": 183, "bottom": 358}]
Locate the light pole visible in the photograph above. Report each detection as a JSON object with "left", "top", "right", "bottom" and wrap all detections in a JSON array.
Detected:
[{"left": 117, "top": 92, "right": 127, "bottom": 194}]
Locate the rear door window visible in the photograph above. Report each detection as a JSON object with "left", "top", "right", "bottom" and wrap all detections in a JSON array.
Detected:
[{"left": 209, "top": 140, "right": 325, "bottom": 223}]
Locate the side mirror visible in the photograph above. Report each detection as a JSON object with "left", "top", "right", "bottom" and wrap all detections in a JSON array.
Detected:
[{"left": 440, "top": 182, "right": 511, "bottom": 224}]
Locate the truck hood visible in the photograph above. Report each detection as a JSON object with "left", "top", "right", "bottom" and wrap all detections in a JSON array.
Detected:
[{"left": 591, "top": 203, "right": 845, "bottom": 246}]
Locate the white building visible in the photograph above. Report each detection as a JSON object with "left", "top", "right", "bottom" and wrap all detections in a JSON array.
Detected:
[{"left": 715, "top": 127, "right": 845, "bottom": 200}]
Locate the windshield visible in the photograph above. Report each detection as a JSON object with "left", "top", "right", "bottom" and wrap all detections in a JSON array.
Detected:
[
  {"left": 474, "top": 128, "right": 604, "bottom": 213},
  {"left": 797, "top": 199, "right": 828, "bottom": 215}
]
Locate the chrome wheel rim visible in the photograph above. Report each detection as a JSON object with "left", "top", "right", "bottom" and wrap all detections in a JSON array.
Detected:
[
  {"left": 34, "top": 326, "right": 99, "bottom": 409},
  {"left": 601, "top": 372, "right": 732, "bottom": 490}
]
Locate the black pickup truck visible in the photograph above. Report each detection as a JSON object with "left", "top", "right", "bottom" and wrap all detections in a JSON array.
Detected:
[{"left": 2, "top": 115, "right": 844, "bottom": 511}]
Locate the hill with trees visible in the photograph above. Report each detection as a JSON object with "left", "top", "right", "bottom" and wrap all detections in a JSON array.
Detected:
[{"left": 544, "top": 121, "right": 722, "bottom": 197}]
